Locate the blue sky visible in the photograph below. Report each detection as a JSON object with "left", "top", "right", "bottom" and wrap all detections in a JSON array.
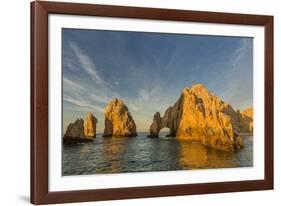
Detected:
[{"left": 62, "top": 29, "right": 253, "bottom": 133}]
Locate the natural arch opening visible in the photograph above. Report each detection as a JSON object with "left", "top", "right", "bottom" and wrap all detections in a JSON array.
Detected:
[
  {"left": 148, "top": 111, "right": 178, "bottom": 138},
  {"left": 158, "top": 127, "right": 171, "bottom": 137}
]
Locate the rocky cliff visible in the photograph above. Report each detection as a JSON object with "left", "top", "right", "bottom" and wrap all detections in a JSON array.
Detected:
[
  {"left": 103, "top": 98, "right": 137, "bottom": 137},
  {"left": 149, "top": 84, "right": 248, "bottom": 152},
  {"left": 63, "top": 112, "right": 97, "bottom": 144}
]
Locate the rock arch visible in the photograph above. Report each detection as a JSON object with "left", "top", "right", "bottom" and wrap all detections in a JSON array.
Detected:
[
  {"left": 148, "top": 84, "right": 245, "bottom": 152},
  {"left": 149, "top": 106, "right": 180, "bottom": 138}
]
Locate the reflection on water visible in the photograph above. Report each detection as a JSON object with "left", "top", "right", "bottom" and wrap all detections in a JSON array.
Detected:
[{"left": 63, "top": 132, "right": 253, "bottom": 176}]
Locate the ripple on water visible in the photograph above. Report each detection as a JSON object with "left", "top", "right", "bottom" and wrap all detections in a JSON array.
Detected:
[{"left": 62, "top": 133, "right": 253, "bottom": 176}]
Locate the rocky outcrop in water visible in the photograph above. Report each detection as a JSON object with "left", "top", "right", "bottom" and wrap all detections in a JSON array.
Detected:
[
  {"left": 63, "top": 118, "right": 89, "bottom": 144},
  {"left": 103, "top": 98, "right": 137, "bottom": 137},
  {"left": 221, "top": 106, "right": 253, "bottom": 134},
  {"left": 241, "top": 108, "right": 253, "bottom": 133},
  {"left": 84, "top": 112, "right": 97, "bottom": 137},
  {"left": 149, "top": 84, "right": 246, "bottom": 152},
  {"left": 63, "top": 112, "right": 97, "bottom": 144},
  {"left": 149, "top": 112, "right": 162, "bottom": 137}
]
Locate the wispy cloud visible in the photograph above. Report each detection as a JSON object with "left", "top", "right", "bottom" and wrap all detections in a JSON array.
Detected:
[
  {"left": 126, "top": 86, "right": 166, "bottom": 114},
  {"left": 64, "top": 95, "right": 103, "bottom": 112},
  {"left": 63, "top": 41, "right": 112, "bottom": 108},
  {"left": 89, "top": 94, "right": 109, "bottom": 104},
  {"left": 63, "top": 77, "right": 85, "bottom": 95},
  {"left": 231, "top": 38, "right": 252, "bottom": 69},
  {"left": 127, "top": 102, "right": 142, "bottom": 112},
  {"left": 137, "top": 87, "right": 160, "bottom": 102},
  {"left": 63, "top": 77, "right": 109, "bottom": 109},
  {"left": 63, "top": 40, "right": 123, "bottom": 131},
  {"left": 63, "top": 49, "right": 81, "bottom": 72},
  {"left": 69, "top": 41, "right": 104, "bottom": 84},
  {"left": 217, "top": 38, "right": 253, "bottom": 110},
  {"left": 62, "top": 30, "right": 253, "bottom": 132}
]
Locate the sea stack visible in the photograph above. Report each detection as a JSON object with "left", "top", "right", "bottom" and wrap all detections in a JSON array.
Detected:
[
  {"left": 63, "top": 112, "right": 98, "bottom": 144},
  {"left": 63, "top": 118, "right": 89, "bottom": 144},
  {"left": 103, "top": 98, "right": 137, "bottom": 137},
  {"left": 84, "top": 112, "right": 98, "bottom": 137},
  {"left": 241, "top": 108, "right": 253, "bottom": 133},
  {"left": 149, "top": 84, "right": 247, "bottom": 152}
]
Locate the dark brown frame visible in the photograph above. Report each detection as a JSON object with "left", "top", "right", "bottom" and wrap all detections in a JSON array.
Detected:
[{"left": 31, "top": 0, "right": 274, "bottom": 204}]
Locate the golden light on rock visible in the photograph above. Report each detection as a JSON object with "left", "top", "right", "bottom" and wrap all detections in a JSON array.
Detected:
[
  {"left": 103, "top": 98, "right": 137, "bottom": 137},
  {"left": 149, "top": 84, "right": 252, "bottom": 152},
  {"left": 83, "top": 112, "right": 97, "bottom": 138}
]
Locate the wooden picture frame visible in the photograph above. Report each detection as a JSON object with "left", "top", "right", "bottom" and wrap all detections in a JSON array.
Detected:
[{"left": 31, "top": 0, "right": 274, "bottom": 204}]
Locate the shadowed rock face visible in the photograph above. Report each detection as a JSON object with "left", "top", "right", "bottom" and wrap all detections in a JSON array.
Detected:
[
  {"left": 64, "top": 118, "right": 85, "bottom": 138},
  {"left": 84, "top": 112, "right": 98, "bottom": 137},
  {"left": 149, "top": 112, "right": 162, "bottom": 137},
  {"left": 63, "top": 112, "right": 97, "bottom": 144},
  {"left": 63, "top": 118, "right": 89, "bottom": 144},
  {"left": 103, "top": 98, "right": 137, "bottom": 137},
  {"left": 149, "top": 84, "right": 249, "bottom": 152}
]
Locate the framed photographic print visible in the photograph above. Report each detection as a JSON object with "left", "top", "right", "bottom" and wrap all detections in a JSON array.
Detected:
[{"left": 30, "top": 1, "right": 274, "bottom": 204}]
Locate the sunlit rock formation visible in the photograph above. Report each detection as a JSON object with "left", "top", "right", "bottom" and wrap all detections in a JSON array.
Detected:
[
  {"left": 84, "top": 112, "right": 98, "bottom": 137},
  {"left": 103, "top": 98, "right": 137, "bottom": 137},
  {"left": 149, "top": 84, "right": 246, "bottom": 152},
  {"left": 63, "top": 112, "right": 97, "bottom": 144}
]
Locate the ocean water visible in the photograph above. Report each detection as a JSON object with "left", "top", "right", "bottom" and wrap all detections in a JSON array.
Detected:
[{"left": 62, "top": 132, "right": 253, "bottom": 176}]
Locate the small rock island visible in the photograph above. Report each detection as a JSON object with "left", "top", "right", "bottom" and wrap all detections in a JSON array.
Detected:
[
  {"left": 84, "top": 112, "right": 98, "bottom": 137},
  {"left": 63, "top": 112, "right": 97, "bottom": 144},
  {"left": 63, "top": 98, "right": 137, "bottom": 143},
  {"left": 148, "top": 84, "right": 253, "bottom": 152},
  {"left": 103, "top": 98, "right": 137, "bottom": 137},
  {"left": 241, "top": 108, "right": 253, "bottom": 133}
]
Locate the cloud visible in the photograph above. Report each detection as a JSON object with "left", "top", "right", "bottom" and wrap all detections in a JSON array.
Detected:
[
  {"left": 64, "top": 41, "right": 122, "bottom": 108},
  {"left": 232, "top": 38, "right": 252, "bottom": 68},
  {"left": 138, "top": 89, "right": 150, "bottom": 101},
  {"left": 125, "top": 86, "right": 167, "bottom": 113},
  {"left": 63, "top": 77, "right": 85, "bottom": 95},
  {"left": 69, "top": 41, "right": 104, "bottom": 84},
  {"left": 63, "top": 95, "right": 103, "bottom": 112},
  {"left": 127, "top": 102, "right": 142, "bottom": 112},
  {"left": 216, "top": 38, "right": 253, "bottom": 110},
  {"left": 63, "top": 77, "right": 108, "bottom": 111},
  {"left": 137, "top": 87, "right": 158, "bottom": 101},
  {"left": 89, "top": 94, "right": 109, "bottom": 104},
  {"left": 63, "top": 49, "right": 81, "bottom": 72}
]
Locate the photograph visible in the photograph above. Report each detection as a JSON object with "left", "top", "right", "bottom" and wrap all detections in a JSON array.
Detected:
[
  {"left": 62, "top": 28, "right": 254, "bottom": 176},
  {"left": 28, "top": 1, "right": 274, "bottom": 204}
]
